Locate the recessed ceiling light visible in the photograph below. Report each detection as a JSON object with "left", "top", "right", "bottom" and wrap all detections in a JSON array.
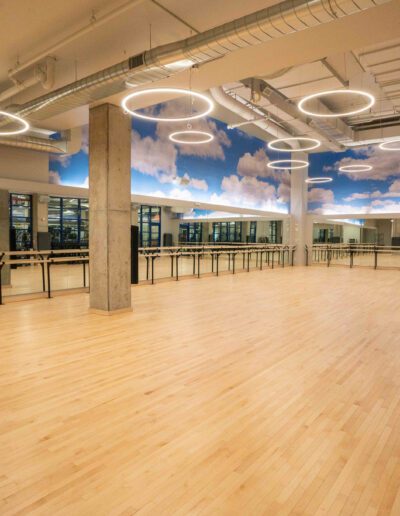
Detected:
[
  {"left": 0, "top": 111, "right": 29, "bottom": 135},
  {"left": 339, "top": 164, "right": 372, "bottom": 172},
  {"left": 379, "top": 139, "right": 400, "bottom": 151},
  {"left": 305, "top": 177, "right": 333, "bottom": 184},
  {"left": 268, "top": 137, "right": 321, "bottom": 152},
  {"left": 267, "top": 159, "right": 308, "bottom": 170},
  {"left": 298, "top": 89, "right": 375, "bottom": 118},
  {"left": 169, "top": 130, "right": 214, "bottom": 144},
  {"left": 121, "top": 87, "right": 214, "bottom": 122}
]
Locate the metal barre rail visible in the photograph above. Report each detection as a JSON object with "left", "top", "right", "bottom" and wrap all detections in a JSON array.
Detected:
[
  {"left": 0, "top": 245, "right": 295, "bottom": 302},
  {"left": 305, "top": 244, "right": 400, "bottom": 269},
  {"left": 0, "top": 249, "right": 89, "bottom": 304}
]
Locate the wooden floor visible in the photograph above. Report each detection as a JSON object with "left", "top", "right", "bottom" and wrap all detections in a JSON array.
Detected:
[{"left": 1, "top": 267, "right": 400, "bottom": 515}]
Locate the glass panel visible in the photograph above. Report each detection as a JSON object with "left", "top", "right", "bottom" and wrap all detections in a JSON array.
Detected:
[
  {"left": 63, "top": 221, "right": 79, "bottom": 243},
  {"left": 10, "top": 193, "right": 32, "bottom": 250}
]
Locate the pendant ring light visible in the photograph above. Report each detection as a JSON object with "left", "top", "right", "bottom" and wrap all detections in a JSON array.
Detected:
[
  {"left": 169, "top": 130, "right": 214, "bottom": 145},
  {"left": 268, "top": 137, "right": 321, "bottom": 152},
  {"left": 339, "top": 164, "right": 372, "bottom": 172},
  {"left": 0, "top": 111, "right": 29, "bottom": 135},
  {"left": 121, "top": 87, "right": 214, "bottom": 122},
  {"left": 379, "top": 139, "right": 400, "bottom": 151},
  {"left": 298, "top": 89, "right": 375, "bottom": 118},
  {"left": 305, "top": 177, "right": 333, "bottom": 184},
  {"left": 267, "top": 159, "right": 308, "bottom": 170}
]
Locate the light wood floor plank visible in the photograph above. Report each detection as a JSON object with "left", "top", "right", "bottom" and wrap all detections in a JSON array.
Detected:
[{"left": 1, "top": 267, "right": 400, "bottom": 515}]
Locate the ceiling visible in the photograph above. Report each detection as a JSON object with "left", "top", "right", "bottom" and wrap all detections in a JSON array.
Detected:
[{"left": 0, "top": 0, "right": 399, "bottom": 150}]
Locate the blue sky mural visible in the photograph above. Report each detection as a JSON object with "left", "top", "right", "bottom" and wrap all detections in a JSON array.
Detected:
[
  {"left": 49, "top": 99, "right": 290, "bottom": 214},
  {"left": 308, "top": 146, "right": 400, "bottom": 214}
]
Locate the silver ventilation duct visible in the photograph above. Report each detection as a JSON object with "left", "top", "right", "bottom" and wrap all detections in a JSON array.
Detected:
[
  {"left": 210, "top": 86, "right": 296, "bottom": 143},
  {"left": 0, "top": 135, "right": 67, "bottom": 153},
  {"left": 9, "top": 0, "right": 389, "bottom": 122},
  {"left": 0, "top": 127, "right": 82, "bottom": 154}
]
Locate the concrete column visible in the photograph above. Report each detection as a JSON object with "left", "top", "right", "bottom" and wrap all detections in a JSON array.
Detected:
[
  {"left": 289, "top": 154, "right": 313, "bottom": 265},
  {"left": 32, "top": 194, "right": 48, "bottom": 249},
  {"left": 282, "top": 219, "right": 290, "bottom": 244},
  {"left": 89, "top": 103, "right": 131, "bottom": 314},
  {"left": 0, "top": 190, "right": 10, "bottom": 285}
]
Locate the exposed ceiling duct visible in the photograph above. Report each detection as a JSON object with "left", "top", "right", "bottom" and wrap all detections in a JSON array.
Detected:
[
  {"left": 244, "top": 78, "right": 344, "bottom": 151},
  {"left": 0, "top": 135, "right": 67, "bottom": 153},
  {"left": 5, "top": 0, "right": 390, "bottom": 123},
  {"left": 0, "top": 57, "right": 56, "bottom": 105},
  {"left": 0, "top": 127, "right": 82, "bottom": 154},
  {"left": 210, "top": 86, "right": 296, "bottom": 143}
]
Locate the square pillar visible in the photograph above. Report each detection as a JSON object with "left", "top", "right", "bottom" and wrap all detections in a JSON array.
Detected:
[
  {"left": 89, "top": 103, "right": 132, "bottom": 314},
  {"left": 289, "top": 154, "right": 313, "bottom": 265},
  {"left": 0, "top": 190, "right": 10, "bottom": 285}
]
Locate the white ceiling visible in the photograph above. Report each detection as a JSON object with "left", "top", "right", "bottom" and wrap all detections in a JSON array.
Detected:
[{"left": 0, "top": 0, "right": 399, "bottom": 136}]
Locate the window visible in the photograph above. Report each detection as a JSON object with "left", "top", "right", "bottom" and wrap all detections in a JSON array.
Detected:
[
  {"left": 249, "top": 221, "right": 257, "bottom": 243},
  {"left": 9, "top": 193, "right": 32, "bottom": 251},
  {"left": 48, "top": 196, "right": 89, "bottom": 248},
  {"left": 212, "top": 222, "right": 242, "bottom": 243},
  {"left": 179, "top": 223, "right": 202, "bottom": 243},
  {"left": 269, "top": 221, "right": 279, "bottom": 244},
  {"left": 139, "top": 205, "right": 161, "bottom": 247}
]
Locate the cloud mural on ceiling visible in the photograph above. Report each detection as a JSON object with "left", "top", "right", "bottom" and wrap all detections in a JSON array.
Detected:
[
  {"left": 308, "top": 145, "right": 400, "bottom": 214},
  {"left": 49, "top": 99, "right": 290, "bottom": 213}
]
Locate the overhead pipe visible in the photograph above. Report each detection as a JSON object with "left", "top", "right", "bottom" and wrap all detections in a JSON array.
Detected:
[
  {"left": 0, "top": 75, "right": 41, "bottom": 104},
  {"left": 0, "top": 135, "right": 66, "bottom": 153},
  {"left": 8, "top": 0, "right": 390, "bottom": 122},
  {"left": 0, "top": 57, "right": 56, "bottom": 106},
  {"left": 0, "top": 127, "right": 82, "bottom": 154},
  {"left": 254, "top": 80, "right": 344, "bottom": 151},
  {"left": 210, "top": 86, "right": 296, "bottom": 143}
]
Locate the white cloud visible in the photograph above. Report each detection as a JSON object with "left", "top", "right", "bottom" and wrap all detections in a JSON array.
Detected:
[
  {"left": 343, "top": 179, "right": 400, "bottom": 202},
  {"left": 277, "top": 182, "right": 290, "bottom": 203},
  {"left": 51, "top": 153, "right": 71, "bottom": 168},
  {"left": 236, "top": 147, "right": 291, "bottom": 183},
  {"left": 237, "top": 148, "right": 269, "bottom": 178},
  {"left": 155, "top": 100, "right": 231, "bottom": 160},
  {"left": 169, "top": 187, "right": 193, "bottom": 200},
  {"left": 146, "top": 190, "right": 167, "bottom": 198},
  {"left": 331, "top": 146, "right": 400, "bottom": 181},
  {"left": 131, "top": 129, "right": 177, "bottom": 183},
  {"left": 310, "top": 199, "right": 400, "bottom": 215},
  {"left": 49, "top": 170, "right": 61, "bottom": 184},
  {"left": 310, "top": 203, "right": 372, "bottom": 215},
  {"left": 308, "top": 188, "right": 334, "bottom": 204},
  {"left": 209, "top": 174, "right": 288, "bottom": 212},
  {"left": 180, "top": 172, "right": 208, "bottom": 191},
  {"left": 130, "top": 130, "right": 209, "bottom": 192},
  {"left": 388, "top": 179, "right": 400, "bottom": 195}
]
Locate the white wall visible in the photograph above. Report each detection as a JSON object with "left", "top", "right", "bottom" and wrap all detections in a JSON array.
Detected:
[
  {"left": 343, "top": 225, "right": 361, "bottom": 243},
  {"left": 0, "top": 147, "right": 49, "bottom": 183},
  {"left": 161, "top": 208, "right": 180, "bottom": 245}
]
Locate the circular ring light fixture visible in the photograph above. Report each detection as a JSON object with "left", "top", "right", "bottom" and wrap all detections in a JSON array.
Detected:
[
  {"left": 305, "top": 177, "right": 333, "bottom": 184},
  {"left": 267, "top": 159, "right": 308, "bottom": 170},
  {"left": 169, "top": 130, "right": 214, "bottom": 145},
  {"left": 268, "top": 137, "right": 321, "bottom": 152},
  {"left": 379, "top": 139, "right": 400, "bottom": 151},
  {"left": 121, "top": 87, "right": 214, "bottom": 122},
  {"left": 0, "top": 111, "right": 29, "bottom": 135},
  {"left": 298, "top": 89, "right": 375, "bottom": 118},
  {"left": 339, "top": 164, "right": 372, "bottom": 172}
]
